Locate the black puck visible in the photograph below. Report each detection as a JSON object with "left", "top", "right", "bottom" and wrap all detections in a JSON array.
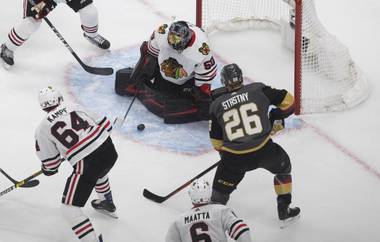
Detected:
[{"left": 137, "top": 123, "right": 145, "bottom": 131}]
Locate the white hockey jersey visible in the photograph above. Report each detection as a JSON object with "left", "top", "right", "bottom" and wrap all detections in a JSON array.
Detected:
[
  {"left": 34, "top": 104, "right": 112, "bottom": 169},
  {"left": 165, "top": 203, "right": 252, "bottom": 242},
  {"left": 147, "top": 22, "right": 217, "bottom": 87}
]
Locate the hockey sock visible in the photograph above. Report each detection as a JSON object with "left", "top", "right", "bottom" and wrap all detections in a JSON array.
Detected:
[
  {"left": 79, "top": 4, "right": 99, "bottom": 37},
  {"left": 274, "top": 174, "right": 292, "bottom": 204},
  {"left": 61, "top": 204, "right": 99, "bottom": 242},
  {"left": 95, "top": 175, "right": 112, "bottom": 201},
  {"left": 5, "top": 17, "right": 41, "bottom": 51}
]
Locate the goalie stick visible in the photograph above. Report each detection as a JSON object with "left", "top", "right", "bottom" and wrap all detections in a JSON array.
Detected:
[
  {"left": 0, "top": 168, "right": 40, "bottom": 188},
  {"left": 143, "top": 160, "right": 220, "bottom": 203},
  {"left": 0, "top": 170, "right": 43, "bottom": 198}
]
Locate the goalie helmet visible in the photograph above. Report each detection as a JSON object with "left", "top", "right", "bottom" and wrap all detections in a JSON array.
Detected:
[
  {"left": 38, "top": 86, "right": 63, "bottom": 111},
  {"left": 220, "top": 63, "right": 244, "bottom": 91},
  {"left": 167, "top": 21, "right": 192, "bottom": 51},
  {"left": 188, "top": 179, "right": 211, "bottom": 205}
]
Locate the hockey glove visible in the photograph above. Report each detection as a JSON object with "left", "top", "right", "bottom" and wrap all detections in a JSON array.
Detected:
[
  {"left": 269, "top": 108, "right": 285, "bottom": 135},
  {"left": 41, "top": 165, "right": 58, "bottom": 176},
  {"left": 31, "top": 0, "right": 57, "bottom": 20}
]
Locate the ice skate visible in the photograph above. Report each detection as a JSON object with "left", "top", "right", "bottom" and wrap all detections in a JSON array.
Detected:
[
  {"left": 91, "top": 198, "right": 118, "bottom": 219},
  {"left": 0, "top": 44, "right": 14, "bottom": 69},
  {"left": 278, "top": 204, "right": 300, "bottom": 229},
  {"left": 83, "top": 33, "right": 110, "bottom": 50}
]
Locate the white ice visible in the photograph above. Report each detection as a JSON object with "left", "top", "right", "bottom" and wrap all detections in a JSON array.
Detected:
[{"left": 1, "top": 0, "right": 380, "bottom": 242}]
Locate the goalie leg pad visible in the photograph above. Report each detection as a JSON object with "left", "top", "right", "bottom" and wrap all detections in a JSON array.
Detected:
[{"left": 115, "top": 67, "right": 135, "bottom": 96}]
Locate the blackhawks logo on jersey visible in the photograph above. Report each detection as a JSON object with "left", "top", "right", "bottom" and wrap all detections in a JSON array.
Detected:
[
  {"left": 161, "top": 57, "right": 188, "bottom": 79},
  {"left": 158, "top": 24, "right": 168, "bottom": 34},
  {"left": 198, "top": 42, "right": 210, "bottom": 55}
]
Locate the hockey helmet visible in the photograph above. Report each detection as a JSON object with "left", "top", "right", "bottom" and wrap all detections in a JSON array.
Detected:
[
  {"left": 167, "top": 21, "right": 192, "bottom": 51},
  {"left": 188, "top": 179, "right": 211, "bottom": 205},
  {"left": 38, "top": 86, "right": 63, "bottom": 110},
  {"left": 220, "top": 63, "right": 244, "bottom": 91}
]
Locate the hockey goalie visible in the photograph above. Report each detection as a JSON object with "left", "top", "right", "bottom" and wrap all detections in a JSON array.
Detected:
[{"left": 115, "top": 21, "right": 217, "bottom": 124}]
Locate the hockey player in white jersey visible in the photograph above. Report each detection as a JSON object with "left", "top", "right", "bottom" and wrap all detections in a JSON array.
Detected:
[
  {"left": 115, "top": 20, "right": 217, "bottom": 123},
  {"left": 34, "top": 87, "right": 118, "bottom": 242},
  {"left": 0, "top": 0, "right": 110, "bottom": 68},
  {"left": 165, "top": 179, "right": 252, "bottom": 242}
]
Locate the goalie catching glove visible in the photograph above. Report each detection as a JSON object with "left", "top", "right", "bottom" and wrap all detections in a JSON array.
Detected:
[
  {"left": 269, "top": 108, "right": 285, "bottom": 135},
  {"left": 31, "top": 0, "right": 57, "bottom": 19}
]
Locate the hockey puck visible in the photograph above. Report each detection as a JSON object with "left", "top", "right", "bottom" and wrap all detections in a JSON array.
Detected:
[{"left": 137, "top": 123, "right": 145, "bottom": 131}]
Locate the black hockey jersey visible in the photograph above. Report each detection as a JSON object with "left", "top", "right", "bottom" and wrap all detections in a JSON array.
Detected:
[{"left": 209, "top": 82, "right": 294, "bottom": 154}]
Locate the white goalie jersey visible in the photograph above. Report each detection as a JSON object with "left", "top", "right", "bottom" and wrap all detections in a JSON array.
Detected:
[
  {"left": 35, "top": 105, "right": 112, "bottom": 169},
  {"left": 165, "top": 203, "right": 252, "bottom": 242},
  {"left": 147, "top": 22, "right": 217, "bottom": 87}
]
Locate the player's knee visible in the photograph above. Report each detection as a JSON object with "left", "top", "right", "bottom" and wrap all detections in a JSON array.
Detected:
[
  {"left": 211, "top": 189, "right": 230, "bottom": 205},
  {"left": 60, "top": 204, "right": 83, "bottom": 220}
]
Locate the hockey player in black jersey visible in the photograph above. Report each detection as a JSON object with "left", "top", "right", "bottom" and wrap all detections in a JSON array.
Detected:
[
  {"left": 0, "top": 0, "right": 110, "bottom": 68},
  {"left": 209, "top": 63, "right": 300, "bottom": 226}
]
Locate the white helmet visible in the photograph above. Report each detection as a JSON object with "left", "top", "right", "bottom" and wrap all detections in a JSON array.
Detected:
[
  {"left": 38, "top": 86, "right": 63, "bottom": 110},
  {"left": 188, "top": 179, "right": 211, "bottom": 205}
]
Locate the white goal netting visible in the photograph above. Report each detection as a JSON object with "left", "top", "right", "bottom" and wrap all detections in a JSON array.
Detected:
[{"left": 199, "top": 0, "right": 369, "bottom": 114}]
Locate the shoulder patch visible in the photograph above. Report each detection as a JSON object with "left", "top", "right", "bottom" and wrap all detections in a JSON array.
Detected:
[
  {"left": 199, "top": 42, "right": 210, "bottom": 55},
  {"left": 158, "top": 24, "right": 168, "bottom": 34}
]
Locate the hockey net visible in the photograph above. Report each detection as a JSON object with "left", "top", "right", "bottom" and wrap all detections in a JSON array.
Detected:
[{"left": 196, "top": 0, "right": 369, "bottom": 114}]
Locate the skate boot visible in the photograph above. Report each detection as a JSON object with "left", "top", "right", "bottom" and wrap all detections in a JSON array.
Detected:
[
  {"left": 278, "top": 203, "right": 300, "bottom": 228},
  {"left": 83, "top": 33, "right": 110, "bottom": 50},
  {"left": 98, "top": 234, "right": 103, "bottom": 242},
  {"left": 91, "top": 198, "right": 118, "bottom": 218},
  {"left": 0, "top": 44, "right": 14, "bottom": 68}
]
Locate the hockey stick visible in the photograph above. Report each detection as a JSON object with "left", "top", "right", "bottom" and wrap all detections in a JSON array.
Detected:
[
  {"left": 143, "top": 160, "right": 220, "bottom": 203},
  {"left": 42, "top": 17, "right": 113, "bottom": 76},
  {"left": 0, "top": 170, "right": 43, "bottom": 197},
  {"left": 0, "top": 168, "right": 40, "bottom": 188},
  {"left": 114, "top": 91, "right": 138, "bottom": 127}
]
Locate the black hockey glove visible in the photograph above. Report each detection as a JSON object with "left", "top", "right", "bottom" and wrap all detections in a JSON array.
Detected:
[
  {"left": 41, "top": 165, "right": 58, "bottom": 176},
  {"left": 31, "top": 0, "right": 57, "bottom": 20},
  {"left": 269, "top": 108, "right": 285, "bottom": 135}
]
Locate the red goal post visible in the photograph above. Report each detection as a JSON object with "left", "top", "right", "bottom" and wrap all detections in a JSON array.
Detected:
[{"left": 196, "top": 0, "right": 369, "bottom": 115}]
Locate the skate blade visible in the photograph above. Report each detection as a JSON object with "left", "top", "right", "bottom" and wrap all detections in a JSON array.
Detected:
[
  {"left": 94, "top": 209, "right": 119, "bottom": 219},
  {"left": 279, "top": 214, "right": 300, "bottom": 229}
]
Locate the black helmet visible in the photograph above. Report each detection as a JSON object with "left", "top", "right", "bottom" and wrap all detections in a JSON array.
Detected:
[
  {"left": 220, "top": 63, "right": 243, "bottom": 91},
  {"left": 167, "top": 21, "right": 192, "bottom": 51}
]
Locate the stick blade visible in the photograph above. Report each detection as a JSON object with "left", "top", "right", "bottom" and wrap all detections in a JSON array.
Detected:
[
  {"left": 83, "top": 65, "right": 114, "bottom": 76},
  {"left": 143, "top": 189, "right": 166, "bottom": 203},
  {"left": 20, "top": 179, "right": 40, "bottom": 188}
]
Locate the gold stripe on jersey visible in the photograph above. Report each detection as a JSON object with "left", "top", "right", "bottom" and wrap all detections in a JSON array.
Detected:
[
  {"left": 220, "top": 135, "right": 271, "bottom": 154},
  {"left": 210, "top": 138, "right": 223, "bottom": 150},
  {"left": 274, "top": 182, "right": 292, "bottom": 195},
  {"left": 278, "top": 92, "right": 294, "bottom": 111}
]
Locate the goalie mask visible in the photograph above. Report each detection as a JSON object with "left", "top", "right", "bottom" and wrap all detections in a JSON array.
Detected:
[
  {"left": 38, "top": 86, "right": 63, "bottom": 111},
  {"left": 167, "top": 21, "right": 192, "bottom": 51},
  {"left": 188, "top": 179, "right": 211, "bottom": 205},
  {"left": 221, "top": 63, "right": 243, "bottom": 91}
]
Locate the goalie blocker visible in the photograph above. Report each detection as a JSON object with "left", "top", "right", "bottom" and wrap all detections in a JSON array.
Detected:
[{"left": 115, "top": 43, "right": 210, "bottom": 124}]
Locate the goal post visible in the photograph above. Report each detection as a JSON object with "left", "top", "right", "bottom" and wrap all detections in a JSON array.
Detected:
[{"left": 196, "top": 0, "right": 370, "bottom": 114}]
